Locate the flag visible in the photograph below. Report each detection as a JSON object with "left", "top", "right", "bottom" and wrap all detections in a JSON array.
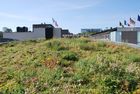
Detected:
[
  {"left": 52, "top": 18, "right": 55, "bottom": 23},
  {"left": 119, "top": 22, "right": 122, "bottom": 26},
  {"left": 54, "top": 21, "right": 58, "bottom": 27},
  {"left": 52, "top": 18, "right": 59, "bottom": 27},
  {"left": 130, "top": 18, "right": 136, "bottom": 25},
  {"left": 124, "top": 20, "right": 127, "bottom": 25},
  {"left": 124, "top": 20, "right": 131, "bottom": 27},
  {"left": 119, "top": 22, "right": 124, "bottom": 27},
  {"left": 138, "top": 15, "right": 140, "bottom": 22}
]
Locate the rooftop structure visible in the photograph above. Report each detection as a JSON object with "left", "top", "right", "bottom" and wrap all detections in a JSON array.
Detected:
[
  {"left": 81, "top": 28, "right": 102, "bottom": 33},
  {"left": 91, "top": 27, "right": 140, "bottom": 45},
  {"left": 2, "top": 23, "right": 70, "bottom": 41},
  {"left": 33, "top": 24, "right": 54, "bottom": 28},
  {"left": 17, "top": 26, "right": 28, "bottom": 32}
]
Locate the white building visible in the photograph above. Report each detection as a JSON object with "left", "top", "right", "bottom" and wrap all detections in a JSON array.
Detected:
[{"left": 91, "top": 27, "right": 140, "bottom": 45}]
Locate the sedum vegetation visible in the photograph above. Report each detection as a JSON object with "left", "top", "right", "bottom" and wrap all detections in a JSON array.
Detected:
[{"left": 0, "top": 38, "right": 140, "bottom": 94}]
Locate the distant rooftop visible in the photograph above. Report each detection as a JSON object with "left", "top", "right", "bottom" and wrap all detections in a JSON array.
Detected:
[
  {"left": 91, "top": 27, "right": 140, "bottom": 35},
  {"left": 81, "top": 28, "right": 102, "bottom": 33},
  {"left": 117, "top": 27, "right": 140, "bottom": 32},
  {"left": 33, "top": 24, "right": 54, "bottom": 28}
]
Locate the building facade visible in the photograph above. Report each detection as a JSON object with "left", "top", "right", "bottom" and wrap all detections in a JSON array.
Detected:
[
  {"left": 3, "top": 24, "right": 69, "bottom": 41},
  {"left": 81, "top": 28, "right": 102, "bottom": 33},
  {"left": 91, "top": 27, "right": 140, "bottom": 45}
]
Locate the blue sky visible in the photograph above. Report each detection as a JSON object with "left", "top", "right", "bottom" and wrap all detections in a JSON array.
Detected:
[{"left": 0, "top": 0, "right": 140, "bottom": 33}]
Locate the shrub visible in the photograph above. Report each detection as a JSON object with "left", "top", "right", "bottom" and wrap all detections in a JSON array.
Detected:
[
  {"left": 62, "top": 51, "right": 78, "bottom": 61},
  {"left": 46, "top": 40, "right": 61, "bottom": 49},
  {"left": 79, "top": 43, "right": 95, "bottom": 51},
  {"left": 0, "top": 80, "right": 25, "bottom": 94},
  {"left": 127, "top": 54, "right": 140, "bottom": 62},
  {"left": 96, "top": 41, "right": 106, "bottom": 47},
  {"left": 3, "top": 41, "right": 17, "bottom": 47},
  {"left": 58, "top": 60, "right": 71, "bottom": 67},
  {"left": 104, "top": 78, "right": 120, "bottom": 93},
  {"left": 38, "top": 67, "right": 64, "bottom": 87},
  {"left": 46, "top": 40, "right": 69, "bottom": 51},
  {"left": 80, "top": 38, "right": 91, "bottom": 43},
  {"left": 72, "top": 59, "right": 96, "bottom": 85}
]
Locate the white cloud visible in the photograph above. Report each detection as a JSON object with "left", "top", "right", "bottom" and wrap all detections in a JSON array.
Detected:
[
  {"left": 46, "top": 0, "right": 103, "bottom": 11},
  {"left": 0, "top": 0, "right": 104, "bottom": 21},
  {"left": 0, "top": 12, "right": 39, "bottom": 22}
]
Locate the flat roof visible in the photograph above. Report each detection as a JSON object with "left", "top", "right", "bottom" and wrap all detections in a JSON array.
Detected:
[
  {"left": 117, "top": 27, "right": 140, "bottom": 31},
  {"left": 91, "top": 28, "right": 117, "bottom": 35},
  {"left": 33, "top": 24, "right": 54, "bottom": 28},
  {"left": 91, "top": 27, "right": 140, "bottom": 36}
]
